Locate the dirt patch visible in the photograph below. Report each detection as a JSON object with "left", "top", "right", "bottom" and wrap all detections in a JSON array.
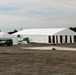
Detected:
[{"left": 0, "top": 43, "right": 76, "bottom": 75}]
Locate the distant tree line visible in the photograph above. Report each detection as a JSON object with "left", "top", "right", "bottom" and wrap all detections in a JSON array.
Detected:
[
  {"left": 8, "top": 29, "right": 18, "bottom": 34},
  {"left": 69, "top": 27, "right": 76, "bottom": 32}
]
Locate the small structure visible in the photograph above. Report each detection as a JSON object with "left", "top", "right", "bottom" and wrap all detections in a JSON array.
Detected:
[
  {"left": 0, "top": 32, "right": 18, "bottom": 45},
  {"left": 13, "top": 28, "right": 76, "bottom": 44}
]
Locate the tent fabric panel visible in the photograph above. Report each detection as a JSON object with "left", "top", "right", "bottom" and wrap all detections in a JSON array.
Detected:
[
  {"left": 12, "top": 37, "right": 18, "bottom": 45},
  {"left": 72, "top": 35, "right": 74, "bottom": 43},
  {"left": 38, "top": 35, "right": 48, "bottom": 43},
  {"left": 67, "top": 35, "right": 70, "bottom": 43},
  {"left": 22, "top": 35, "right": 48, "bottom": 43}
]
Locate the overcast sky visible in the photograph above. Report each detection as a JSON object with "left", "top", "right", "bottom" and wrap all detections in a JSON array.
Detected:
[{"left": 0, "top": 0, "right": 76, "bottom": 31}]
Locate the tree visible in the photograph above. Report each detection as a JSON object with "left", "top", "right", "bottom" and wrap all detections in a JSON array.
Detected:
[
  {"left": 69, "top": 27, "right": 76, "bottom": 32},
  {"left": 17, "top": 34, "right": 21, "bottom": 38},
  {"left": 14, "top": 29, "right": 18, "bottom": 33},
  {"left": 8, "top": 29, "right": 18, "bottom": 34}
]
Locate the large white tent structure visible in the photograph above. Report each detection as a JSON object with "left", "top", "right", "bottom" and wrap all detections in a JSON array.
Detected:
[
  {"left": 13, "top": 28, "right": 76, "bottom": 44},
  {"left": 0, "top": 32, "right": 18, "bottom": 45}
]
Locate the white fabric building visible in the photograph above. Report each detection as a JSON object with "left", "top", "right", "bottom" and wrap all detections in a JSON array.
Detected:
[
  {"left": 0, "top": 32, "right": 18, "bottom": 45},
  {"left": 13, "top": 28, "right": 76, "bottom": 44}
]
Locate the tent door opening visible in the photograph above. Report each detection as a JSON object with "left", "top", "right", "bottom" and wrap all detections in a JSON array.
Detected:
[
  {"left": 52, "top": 36, "right": 55, "bottom": 43},
  {"left": 74, "top": 36, "right": 76, "bottom": 42},
  {"left": 48, "top": 36, "right": 51, "bottom": 43},
  {"left": 65, "top": 35, "right": 67, "bottom": 43},
  {"left": 60, "top": 35, "right": 62, "bottom": 43},
  {"left": 56, "top": 36, "right": 58, "bottom": 43},
  {"left": 70, "top": 36, "right": 72, "bottom": 43}
]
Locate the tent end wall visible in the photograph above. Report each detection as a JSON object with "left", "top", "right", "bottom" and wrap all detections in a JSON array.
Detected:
[{"left": 48, "top": 35, "right": 75, "bottom": 44}]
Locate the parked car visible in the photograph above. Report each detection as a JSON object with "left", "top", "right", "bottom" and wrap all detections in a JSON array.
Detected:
[{"left": 0, "top": 38, "right": 13, "bottom": 46}]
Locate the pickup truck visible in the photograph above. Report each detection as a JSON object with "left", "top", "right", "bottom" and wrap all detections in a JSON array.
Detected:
[{"left": 0, "top": 38, "right": 13, "bottom": 46}]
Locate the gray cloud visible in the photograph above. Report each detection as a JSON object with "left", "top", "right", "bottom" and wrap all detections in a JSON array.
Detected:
[{"left": 0, "top": 0, "right": 76, "bottom": 31}]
